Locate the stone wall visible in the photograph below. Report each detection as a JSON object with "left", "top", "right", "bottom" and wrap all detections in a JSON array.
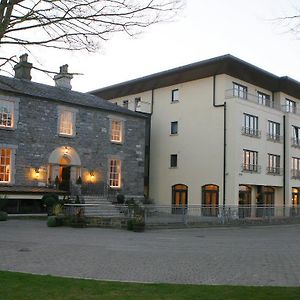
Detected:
[{"left": 0, "top": 91, "right": 145, "bottom": 197}]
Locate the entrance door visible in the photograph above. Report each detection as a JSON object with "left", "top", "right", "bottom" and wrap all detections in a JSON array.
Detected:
[
  {"left": 292, "top": 188, "right": 300, "bottom": 216},
  {"left": 59, "top": 166, "right": 71, "bottom": 191},
  {"left": 239, "top": 185, "right": 251, "bottom": 218},
  {"left": 172, "top": 184, "right": 188, "bottom": 214},
  {"left": 202, "top": 185, "right": 219, "bottom": 216}
]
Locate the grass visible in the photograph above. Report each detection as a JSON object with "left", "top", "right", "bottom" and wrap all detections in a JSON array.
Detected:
[{"left": 0, "top": 271, "right": 300, "bottom": 300}]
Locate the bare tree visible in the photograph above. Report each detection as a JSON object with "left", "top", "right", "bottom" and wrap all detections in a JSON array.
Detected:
[{"left": 0, "top": 0, "right": 183, "bottom": 72}]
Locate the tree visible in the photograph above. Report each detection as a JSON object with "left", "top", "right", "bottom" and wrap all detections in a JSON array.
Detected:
[{"left": 0, "top": 0, "right": 183, "bottom": 72}]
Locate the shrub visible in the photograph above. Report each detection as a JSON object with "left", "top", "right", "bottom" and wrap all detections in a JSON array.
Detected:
[
  {"left": 0, "top": 211, "right": 8, "bottom": 221},
  {"left": 47, "top": 216, "right": 58, "bottom": 227},
  {"left": 117, "top": 194, "right": 125, "bottom": 204},
  {"left": 0, "top": 194, "right": 7, "bottom": 211},
  {"left": 127, "top": 219, "right": 134, "bottom": 231},
  {"left": 76, "top": 176, "right": 82, "bottom": 185}
]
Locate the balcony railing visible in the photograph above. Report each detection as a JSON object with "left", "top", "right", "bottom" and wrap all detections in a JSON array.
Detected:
[
  {"left": 291, "top": 138, "right": 300, "bottom": 148},
  {"left": 225, "top": 89, "right": 300, "bottom": 116},
  {"left": 241, "top": 164, "right": 261, "bottom": 173},
  {"left": 266, "top": 167, "right": 283, "bottom": 176},
  {"left": 241, "top": 126, "right": 261, "bottom": 138},
  {"left": 291, "top": 169, "right": 300, "bottom": 179},
  {"left": 266, "top": 133, "right": 283, "bottom": 143}
]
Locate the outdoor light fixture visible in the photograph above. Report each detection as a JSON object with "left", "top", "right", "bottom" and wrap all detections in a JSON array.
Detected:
[
  {"left": 64, "top": 146, "right": 69, "bottom": 154},
  {"left": 90, "top": 171, "right": 95, "bottom": 178},
  {"left": 34, "top": 168, "right": 40, "bottom": 179}
]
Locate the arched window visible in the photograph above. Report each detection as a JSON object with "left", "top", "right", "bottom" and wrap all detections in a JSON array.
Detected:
[
  {"left": 202, "top": 184, "right": 219, "bottom": 216},
  {"left": 172, "top": 184, "right": 188, "bottom": 214}
]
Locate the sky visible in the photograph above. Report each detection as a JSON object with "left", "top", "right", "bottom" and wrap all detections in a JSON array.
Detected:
[{"left": 5, "top": 0, "right": 300, "bottom": 92}]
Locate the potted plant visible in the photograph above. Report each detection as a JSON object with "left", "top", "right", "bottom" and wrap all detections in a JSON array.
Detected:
[{"left": 132, "top": 214, "right": 145, "bottom": 232}]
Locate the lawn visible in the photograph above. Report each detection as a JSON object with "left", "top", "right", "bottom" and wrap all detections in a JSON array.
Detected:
[{"left": 0, "top": 271, "right": 299, "bottom": 300}]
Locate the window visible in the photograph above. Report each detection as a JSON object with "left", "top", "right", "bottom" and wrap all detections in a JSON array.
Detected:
[
  {"left": 109, "top": 159, "right": 121, "bottom": 188},
  {"left": 171, "top": 89, "right": 179, "bottom": 102},
  {"left": 285, "top": 99, "right": 296, "bottom": 113},
  {"left": 268, "top": 121, "right": 281, "bottom": 142},
  {"left": 0, "top": 148, "right": 11, "bottom": 183},
  {"left": 202, "top": 184, "right": 219, "bottom": 217},
  {"left": 59, "top": 110, "right": 75, "bottom": 136},
  {"left": 171, "top": 121, "right": 178, "bottom": 135},
  {"left": 242, "top": 150, "right": 259, "bottom": 172},
  {"left": 267, "top": 154, "right": 281, "bottom": 175},
  {"left": 292, "top": 126, "right": 300, "bottom": 146},
  {"left": 233, "top": 83, "right": 247, "bottom": 99},
  {"left": 123, "top": 100, "right": 128, "bottom": 108},
  {"left": 170, "top": 154, "right": 177, "bottom": 168},
  {"left": 242, "top": 114, "right": 259, "bottom": 137},
  {"left": 172, "top": 184, "right": 188, "bottom": 214},
  {"left": 134, "top": 97, "right": 141, "bottom": 110},
  {"left": 257, "top": 91, "right": 271, "bottom": 107},
  {"left": 292, "top": 157, "right": 300, "bottom": 179},
  {"left": 0, "top": 100, "right": 14, "bottom": 128},
  {"left": 111, "top": 120, "right": 122, "bottom": 143}
]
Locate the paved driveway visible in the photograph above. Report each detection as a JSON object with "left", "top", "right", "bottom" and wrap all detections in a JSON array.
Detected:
[{"left": 0, "top": 220, "right": 300, "bottom": 286}]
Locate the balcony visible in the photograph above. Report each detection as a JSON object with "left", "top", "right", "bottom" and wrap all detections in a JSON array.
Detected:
[
  {"left": 266, "top": 133, "right": 283, "bottom": 143},
  {"left": 241, "top": 164, "right": 261, "bottom": 174},
  {"left": 266, "top": 167, "right": 283, "bottom": 176},
  {"left": 291, "top": 169, "right": 300, "bottom": 179},
  {"left": 291, "top": 138, "right": 300, "bottom": 148},
  {"left": 241, "top": 126, "right": 261, "bottom": 138}
]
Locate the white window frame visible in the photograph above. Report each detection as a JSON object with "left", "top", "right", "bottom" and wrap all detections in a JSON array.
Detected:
[
  {"left": 0, "top": 144, "right": 17, "bottom": 185},
  {"left": 109, "top": 117, "right": 124, "bottom": 144},
  {"left": 109, "top": 159, "right": 121, "bottom": 188},
  {"left": 0, "top": 96, "right": 19, "bottom": 130},
  {"left": 57, "top": 106, "right": 77, "bottom": 137}
]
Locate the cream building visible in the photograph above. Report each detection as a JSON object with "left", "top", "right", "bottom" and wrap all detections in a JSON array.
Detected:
[{"left": 92, "top": 55, "right": 300, "bottom": 216}]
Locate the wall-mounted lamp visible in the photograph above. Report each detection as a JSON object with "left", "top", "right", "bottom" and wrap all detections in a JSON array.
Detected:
[
  {"left": 90, "top": 171, "right": 95, "bottom": 178},
  {"left": 64, "top": 146, "right": 69, "bottom": 155},
  {"left": 34, "top": 168, "right": 40, "bottom": 179}
]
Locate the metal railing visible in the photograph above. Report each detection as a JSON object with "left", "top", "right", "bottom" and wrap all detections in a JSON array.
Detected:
[
  {"left": 241, "top": 164, "right": 261, "bottom": 173},
  {"left": 266, "top": 167, "right": 283, "bottom": 176},
  {"left": 266, "top": 133, "right": 283, "bottom": 143},
  {"left": 291, "top": 169, "right": 300, "bottom": 179},
  {"left": 291, "top": 138, "right": 300, "bottom": 148},
  {"left": 241, "top": 126, "right": 261, "bottom": 138}
]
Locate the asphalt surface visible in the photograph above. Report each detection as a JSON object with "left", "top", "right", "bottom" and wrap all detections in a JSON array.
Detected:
[{"left": 0, "top": 220, "right": 300, "bottom": 286}]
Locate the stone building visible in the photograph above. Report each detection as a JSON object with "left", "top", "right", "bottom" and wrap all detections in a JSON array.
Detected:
[{"left": 0, "top": 55, "right": 146, "bottom": 213}]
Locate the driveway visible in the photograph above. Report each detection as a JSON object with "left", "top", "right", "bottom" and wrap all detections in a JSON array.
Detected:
[{"left": 0, "top": 220, "right": 300, "bottom": 286}]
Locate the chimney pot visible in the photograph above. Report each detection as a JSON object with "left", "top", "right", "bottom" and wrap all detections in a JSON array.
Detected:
[{"left": 14, "top": 53, "right": 32, "bottom": 80}]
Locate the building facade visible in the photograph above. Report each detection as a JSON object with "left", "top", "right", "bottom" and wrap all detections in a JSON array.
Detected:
[
  {"left": 0, "top": 55, "right": 145, "bottom": 212},
  {"left": 92, "top": 55, "right": 300, "bottom": 215}
]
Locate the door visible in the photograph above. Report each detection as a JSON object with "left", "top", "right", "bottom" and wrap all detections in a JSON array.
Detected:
[
  {"left": 172, "top": 184, "right": 188, "bottom": 214},
  {"left": 202, "top": 185, "right": 219, "bottom": 216},
  {"left": 239, "top": 185, "right": 251, "bottom": 218},
  {"left": 59, "top": 166, "right": 71, "bottom": 191}
]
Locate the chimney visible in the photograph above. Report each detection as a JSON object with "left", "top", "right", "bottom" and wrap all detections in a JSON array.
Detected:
[
  {"left": 54, "top": 64, "right": 73, "bottom": 89},
  {"left": 14, "top": 54, "right": 32, "bottom": 80}
]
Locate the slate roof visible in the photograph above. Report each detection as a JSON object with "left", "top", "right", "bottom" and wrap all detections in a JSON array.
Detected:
[
  {"left": 91, "top": 54, "right": 300, "bottom": 100},
  {"left": 0, "top": 74, "right": 145, "bottom": 118}
]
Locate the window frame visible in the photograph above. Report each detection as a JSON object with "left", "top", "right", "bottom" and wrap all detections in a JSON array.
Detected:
[
  {"left": 285, "top": 99, "right": 296, "bottom": 113},
  {"left": 171, "top": 89, "right": 179, "bottom": 102},
  {"left": 170, "top": 154, "right": 178, "bottom": 168},
  {"left": 267, "top": 153, "right": 280, "bottom": 174},
  {"left": 170, "top": 121, "right": 178, "bottom": 135},
  {"left": 268, "top": 120, "right": 280, "bottom": 141},
  {"left": 109, "top": 159, "right": 121, "bottom": 188},
  {"left": 0, "top": 96, "right": 19, "bottom": 130},
  {"left": 257, "top": 91, "right": 271, "bottom": 107},
  {"left": 242, "top": 113, "right": 259, "bottom": 137},
  {"left": 123, "top": 100, "right": 129, "bottom": 108},
  {"left": 0, "top": 148, "right": 11, "bottom": 183},
  {"left": 233, "top": 82, "right": 247, "bottom": 99},
  {"left": 58, "top": 106, "right": 77, "bottom": 138},
  {"left": 110, "top": 119, "right": 123, "bottom": 143},
  {"left": 242, "top": 149, "right": 258, "bottom": 172}
]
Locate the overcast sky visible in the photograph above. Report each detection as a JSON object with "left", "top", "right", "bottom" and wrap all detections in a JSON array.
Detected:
[{"left": 9, "top": 0, "right": 300, "bottom": 92}]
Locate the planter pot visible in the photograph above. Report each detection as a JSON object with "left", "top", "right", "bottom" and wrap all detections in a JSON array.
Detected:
[{"left": 0, "top": 211, "right": 8, "bottom": 221}]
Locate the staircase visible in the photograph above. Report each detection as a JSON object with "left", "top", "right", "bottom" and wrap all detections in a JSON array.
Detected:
[{"left": 83, "top": 195, "right": 123, "bottom": 217}]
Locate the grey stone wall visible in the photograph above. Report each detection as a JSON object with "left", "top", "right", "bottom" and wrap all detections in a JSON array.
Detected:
[{"left": 0, "top": 91, "right": 145, "bottom": 196}]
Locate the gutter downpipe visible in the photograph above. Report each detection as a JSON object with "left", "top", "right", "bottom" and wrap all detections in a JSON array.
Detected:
[
  {"left": 283, "top": 115, "right": 286, "bottom": 207},
  {"left": 212, "top": 75, "right": 226, "bottom": 207}
]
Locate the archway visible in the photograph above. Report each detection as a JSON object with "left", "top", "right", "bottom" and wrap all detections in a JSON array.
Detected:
[{"left": 47, "top": 146, "right": 81, "bottom": 191}]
